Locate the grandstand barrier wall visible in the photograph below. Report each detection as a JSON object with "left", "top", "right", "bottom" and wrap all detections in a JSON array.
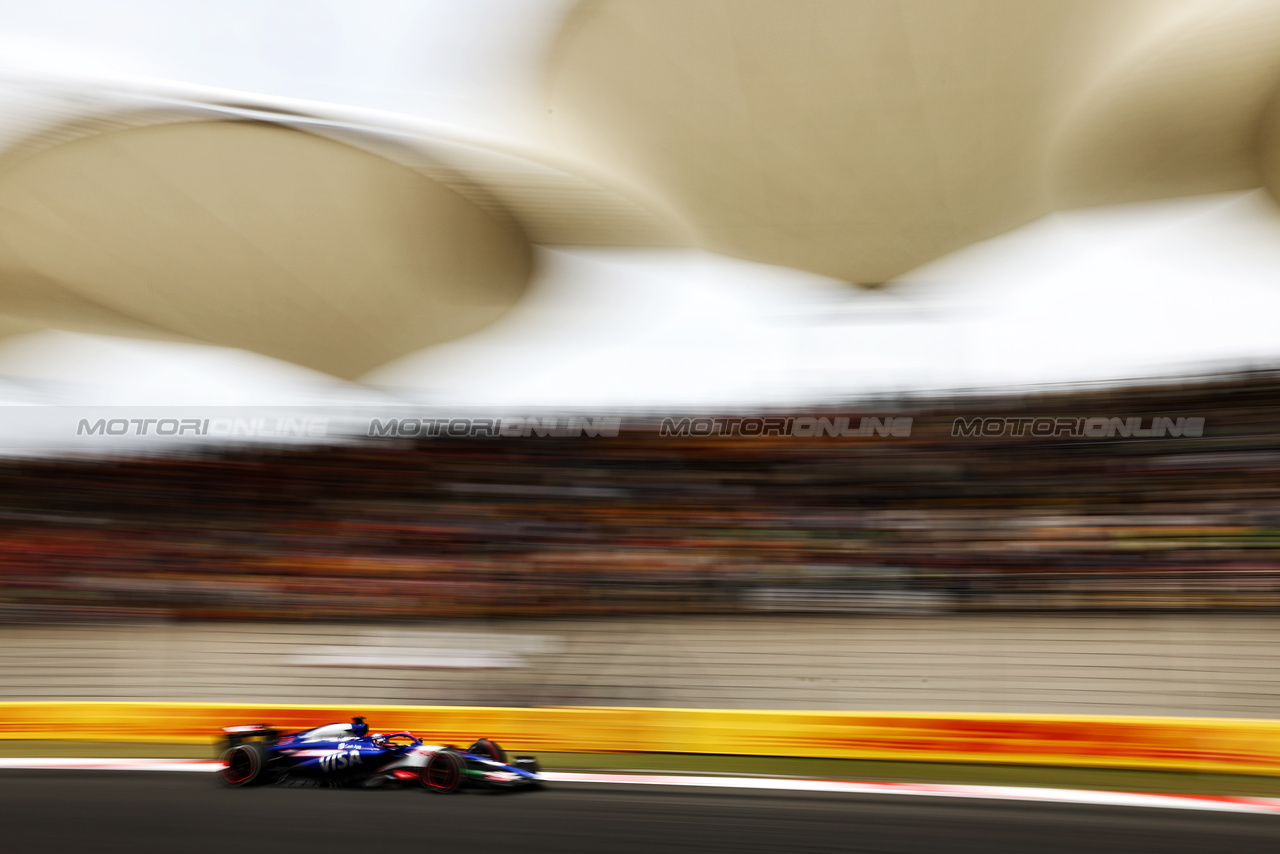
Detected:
[{"left": 2, "top": 702, "right": 1279, "bottom": 776}]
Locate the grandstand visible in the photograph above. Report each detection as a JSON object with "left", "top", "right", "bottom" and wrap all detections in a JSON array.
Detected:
[{"left": 3, "top": 369, "right": 1277, "bottom": 621}]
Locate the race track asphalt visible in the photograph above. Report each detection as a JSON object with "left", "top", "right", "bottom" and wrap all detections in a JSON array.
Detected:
[{"left": 6, "top": 770, "right": 1279, "bottom": 854}]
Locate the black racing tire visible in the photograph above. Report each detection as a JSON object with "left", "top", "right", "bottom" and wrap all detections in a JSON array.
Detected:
[
  {"left": 468, "top": 738, "right": 508, "bottom": 764},
  {"left": 423, "top": 750, "right": 466, "bottom": 794},
  {"left": 220, "top": 742, "right": 267, "bottom": 787}
]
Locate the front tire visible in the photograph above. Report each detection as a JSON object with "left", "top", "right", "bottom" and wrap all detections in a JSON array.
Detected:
[
  {"left": 423, "top": 750, "right": 465, "bottom": 794},
  {"left": 220, "top": 742, "right": 266, "bottom": 787},
  {"left": 467, "top": 738, "right": 508, "bottom": 764}
]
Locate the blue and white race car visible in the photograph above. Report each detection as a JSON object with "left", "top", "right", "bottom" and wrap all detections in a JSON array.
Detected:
[{"left": 219, "top": 717, "right": 541, "bottom": 793}]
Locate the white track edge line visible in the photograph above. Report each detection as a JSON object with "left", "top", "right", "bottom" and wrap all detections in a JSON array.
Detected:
[{"left": 541, "top": 771, "right": 1280, "bottom": 815}]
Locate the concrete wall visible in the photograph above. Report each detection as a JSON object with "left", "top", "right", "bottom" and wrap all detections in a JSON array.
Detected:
[{"left": 3, "top": 614, "right": 1279, "bottom": 718}]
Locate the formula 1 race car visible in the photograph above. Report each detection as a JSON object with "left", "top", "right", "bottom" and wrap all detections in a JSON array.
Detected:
[{"left": 218, "top": 717, "right": 541, "bottom": 793}]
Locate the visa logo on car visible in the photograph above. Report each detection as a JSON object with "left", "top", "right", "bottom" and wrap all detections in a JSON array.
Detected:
[{"left": 318, "top": 750, "right": 363, "bottom": 773}]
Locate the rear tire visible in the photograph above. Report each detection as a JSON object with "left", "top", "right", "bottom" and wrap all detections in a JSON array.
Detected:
[
  {"left": 423, "top": 750, "right": 465, "bottom": 793},
  {"left": 220, "top": 742, "right": 266, "bottom": 787}
]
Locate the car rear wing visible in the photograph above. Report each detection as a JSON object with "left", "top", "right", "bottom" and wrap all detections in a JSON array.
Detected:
[{"left": 221, "top": 724, "right": 279, "bottom": 748}]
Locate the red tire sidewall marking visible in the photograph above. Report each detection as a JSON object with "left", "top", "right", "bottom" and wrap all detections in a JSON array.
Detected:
[
  {"left": 222, "top": 746, "right": 258, "bottom": 785},
  {"left": 426, "top": 753, "right": 460, "bottom": 790}
]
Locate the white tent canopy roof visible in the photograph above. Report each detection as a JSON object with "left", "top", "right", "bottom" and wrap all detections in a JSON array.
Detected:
[{"left": 1, "top": 2, "right": 1280, "bottom": 412}]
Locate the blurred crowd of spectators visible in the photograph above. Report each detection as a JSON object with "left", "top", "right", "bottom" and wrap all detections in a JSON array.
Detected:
[{"left": 4, "top": 371, "right": 1280, "bottom": 620}]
